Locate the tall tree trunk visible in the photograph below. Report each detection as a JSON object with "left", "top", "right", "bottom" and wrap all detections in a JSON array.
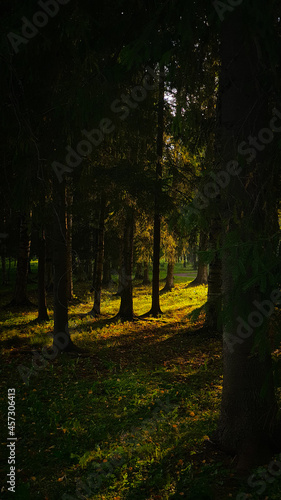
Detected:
[
  {"left": 161, "top": 260, "right": 175, "bottom": 293},
  {"left": 142, "top": 261, "right": 150, "bottom": 285},
  {"left": 115, "top": 238, "right": 124, "bottom": 296},
  {"left": 213, "top": 5, "right": 279, "bottom": 469},
  {"left": 1, "top": 254, "right": 7, "bottom": 285},
  {"left": 183, "top": 254, "right": 186, "bottom": 268},
  {"left": 45, "top": 228, "right": 53, "bottom": 292},
  {"left": 52, "top": 181, "right": 74, "bottom": 352},
  {"left": 102, "top": 247, "right": 111, "bottom": 286},
  {"left": 187, "top": 231, "right": 208, "bottom": 287},
  {"left": 87, "top": 224, "right": 94, "bottom": 280},
  {"left": 206, "top": 217, "right": 222, "bottom": 333},
  {"left": 190, "top": 245, "right": 197, "bottom": 270},
  {"left": 146, "top": 66, "right": 164, "bottom": 316},
  {"left": 134, "top": 262, "right": 143, "bottom": 280},
  {"left": 1, "top": 220, "right": 8, "bottom": 284},
  {"left": 66, "top": 183, "right": 73, "bottom": 301},
  {"left": 89, "top": 196, "right": 105, "bottom": 317},
  {"left": 37, "top": 228, "right": 49, "bottom": 322},
  {"left": 10, "top": 213, "right": 32, "bottom": 306},
  {"left": 118, "top": 210, "right": 134, "bottom": 321}
]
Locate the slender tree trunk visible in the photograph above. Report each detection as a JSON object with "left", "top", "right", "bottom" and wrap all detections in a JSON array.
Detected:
[
  {"left": 8, "top": 257, "right": 11, "bottom": 283},
  {"left": 52, "top": 181, "right": 74, "bottom": 352},
  {"left": 118, "top": 210, "right": 134, "bottom": 321},
  {"left": 145, "top": 66, "right": 164, "bottom": 316},
  {"left": 1, "top": 254, "right": 7, "bottom": 284},
  {"left": 187, "top": 232, "right": 208, "bottom": 287},
  {"left": 206, "top": 217, "right": 222, "bottom": 333},
  {"left": 66, "top": 183, "right": 73, "bottom": 301},
  {"left": 213, "top": 6, "right": 279, "bottom": 469},
  {"left": 102, "top": 249, "right": 111, "bottom": 286},
  {"left": 10, "top": 213, "right": 32, "bottom": 306},
  {"left": 190, "top": 245, "right": 197, "bottom": 270},
  {"left": 142, "top": 261, "right": 150, "bottom": 285},
  {"left": 87, "top": 225, "right": 94, "bottom": 280},
  {"left": 37, "top": 228, "right": 49, "bottom": 322},
  {"left": 115, "top": 239, "right": 124, "bottom": 296},
  {"left": 183, "top": 254, "right": 186, "bottom": 268},
  {"left": 134, "top": 262, "right": 143, "bottom": 280},
  {"left": 89, "top": 196, "right": 105, "bottom": 317},
  {"left": 90, "top": 228, "right": 98, "bottom": 289},
  {"left": 45, "top": 228, "right": 53, "bottom": 292},
  {"left": 161, "top": 260, "right": 175, "bottom": 293},
  {"left": 1, "top": 221, "right": 8, "bottom": 284}
]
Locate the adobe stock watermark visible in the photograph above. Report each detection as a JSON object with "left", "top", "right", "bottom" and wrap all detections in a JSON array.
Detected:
[
  {"left": 225, "top": 289, "right": 281, "bottom": 353},
  {"left": 7, "top": 0, "right": 71, "bottom": 55},
  {"left": 190, "top": 107, "right": 281, "bottom": 216},
  {"left": 213, "top": 0, "right": 243, "bottom": 21},
  {"left": 236, "top": 453, "right": 281, "bottom": 499},
  {"left": 52, "top": 66, "right": 164, "bottom": 183}
]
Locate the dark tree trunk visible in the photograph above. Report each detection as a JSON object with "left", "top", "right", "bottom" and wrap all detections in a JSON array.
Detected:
[
  {"left": 37, "top": 229, "right": 49, "bottom": 322},
  {"left": 145, "top": 66, "right": 164, "bottom": 317},
  {"left": 190, "top": 246, "right": 197, "bottom": 270},
  {"left": 118, "top": 210, "right": 134, "bottom": 321},
  {"left": 142, "top": 261, "right": 150, "bottom": 285},
  {"left": 52, "top": 181, "right": 74, "bottom": 352},
  {"left": 102, "top": 252, "right": 111, "bottom": 286},
  {"left": 66, "top": 183, "right": 73, "bottom": 301},
  {"left": 86, "top": 225, "right": 94, "bottom": 280},
  {"left": 45, "top": 228, "right": 53, "bottom": 292},
  {"left": 134, "top": 262, "right": 143, "bottom": 280},
  {"left": 187, "top": 231, "right": 208, "bottom": 287},
  {"left": 183, "top": 254, "right": 186, "bottom": 268},
  {"left": 1, "top": 254, "right": 7, "bottom": 285},
  {"left": 0, "top": 216, "right": 8, "bottom": 284},
  {"left": 160, "top": 260, "right": 175, "bottom": 293},
  {"left": 206, "top": 217, "right": 222, "bottom": 333},
  {"left": 89, "top": 196, "right": 105, "bottom": 317},
  {"left": 7, "top": 257, "right": 11, "bottom": 283},
  {"left": 115, "top": 239, "right": 124, "bottom": 296},
  {"left": 91, "top": 228, "right": 99, "bottom": 289},
  {"left": 213, "top": 6, "right": 279, "bottom": 469},
  {"left": 10, "top": 213, "right": 32, "bottom": 306}
]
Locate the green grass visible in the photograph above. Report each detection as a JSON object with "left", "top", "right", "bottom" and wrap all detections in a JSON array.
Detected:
[{"left": 1, "top": 263, "right": 281, "bottom": 499}]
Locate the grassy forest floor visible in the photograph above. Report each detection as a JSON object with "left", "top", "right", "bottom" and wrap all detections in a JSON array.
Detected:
[{"left": 1, "top": 263, "right": 281, "bottom": 500}]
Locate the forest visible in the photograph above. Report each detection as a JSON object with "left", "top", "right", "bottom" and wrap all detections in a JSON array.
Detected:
[{"left": 1, "top": 1, "right": 281, "bottom": 499}]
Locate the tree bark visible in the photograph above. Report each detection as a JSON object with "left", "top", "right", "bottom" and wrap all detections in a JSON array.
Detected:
[
  {"left": 142, "top": 261, "right": 150, "bottom": 285},
  {"left": 187, "top": 231, "right": 208, "bottom": 287},
  {"left": 189, "top": 245, "right": 197, "bottom": 270},
  {"left": 10, "top": 213, "right": 32, "bottom": 306},
  {"left": 37, "top": 228, "right": 49, "bottom": 322},
  {"left": 1, "top": 222, "right": 8, "bottom": 285},
  {"left": 145, "top": 65, "right": 164, "bottom": 316},
  {"left": 89, "top": 196, "right": 105, "bottom": 317},
  {"left": 102, "top": 253, "right": 111, "bottom": 286},
  {"left": 1, "top": 254, "right": 7, "bottom": 285},
  {"left": 206, "top": 217, "right": 222, "bottom": 333},
  {"left": 117, "top": 210, "right": 134, "bottom": 321},
  {"left": 66, "top": 183, "right": 73, "bottom": 301},
  {"left": 45, "top": 226, "right": 53, "bottom": 292},
  {"left": 213, "top": 6, "right": 279, "bottom": 469},
  {"left": 52, "top": 180, "right": 74, "bottom": 352},
  {"left": 160, "top": 260, "right": 175, "bottom": 293},
  {"left": 134, "top": 262, "right": 143, "bottom": 280}
]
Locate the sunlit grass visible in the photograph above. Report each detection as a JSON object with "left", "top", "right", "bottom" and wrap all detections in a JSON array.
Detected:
[{"left": 1, "top": 263, "right": 281, "bottom": 499}]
